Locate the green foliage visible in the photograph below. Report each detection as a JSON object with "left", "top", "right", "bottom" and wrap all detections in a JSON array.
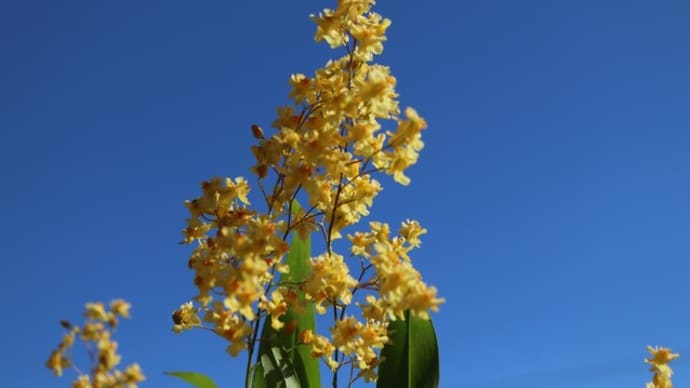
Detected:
[
  {"left": 253, "top": 346, "right": 302, "bottom": 388},
  {"left": 252, "top": 201, "right": 320, "bottom": 388},
  {"left": 165, "top": 371, "right": 219, "bottom": 388},
  {"left": 377, "top": 311, "right": 440, "bottom": 388}
]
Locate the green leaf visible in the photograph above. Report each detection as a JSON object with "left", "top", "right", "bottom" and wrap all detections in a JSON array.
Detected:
[
  {"left": 252, "top": 200, "right": 320, "bottom": 388},
  {"left": 252, "top": 364, "right": 267, "bottom": 388},
  {"left": 377, "top": 311, "right": 440, "bottom": 388},
  {"left": 259, "top": 346, "right": 302, "bottom": 388},
  {"left": 165, "top": 371, "right": 219, "bottom": 388}
]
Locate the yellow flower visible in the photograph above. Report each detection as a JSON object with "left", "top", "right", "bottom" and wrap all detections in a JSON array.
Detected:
[
  {"left": 226, "top": 177, "right": 251, "bottom": 205},
  {"left": 348, "top": 231, "right": 373, "bottom": 257},
  {"left": 123, "top": 363, "right": 145, "bottom": 385},
  {"left": 356, "top": 65, "right": 399, "bottom": 119},
  {"left": 96, "top": 332, "right": 121, "bottom": 371},
  {"left": 332, "top": 316, "right": 363, "bottom": 353},
  {"left": 399, "top": 219, "right": 427, "bottom": 249},
  {"left": 217, "top": 316, "right": 253, "bottom": 357},
  {"left": 80, "top": 322, "right": 105, "bottom": 341},
  {"left": 406, "top": 284, "right": 445, "bottom": 320},
  {"left": 645, "top": 346, "right": 679, "bottom": 388},
  {"left": 350, "top": 13, "right": 391, "bottom": 61},
  {"left": 303, "top": 331, "right": 337, "bottom": 370},
  {"left": 288, "top": 73, "right": 314, "bottom": 105},
  {"left": 84, "top": 302, "right": 108, "bottom": 321},
  {"left": 181, "top": 217, "right": 211, "bottom": 244},
  {"left": 172, "top": 302, "right": 201, "bottom": 333},
  {"left": 110, "top": 299, "right": 131, "bottom": 319},
  {"left": 311, "top": 8, "right": 348, "bottom": 48},
  {"left": 359, "top": 295, "right": 386, "bottom": 322},
  {"left": 646, "top": 346, "right": 680, "bottom": 365},
  {"left": 298, "top": 328, "right": 312, "bottom": 343},
  {"left": 223, "top": 283, "right": 260, "bottom": 321},
  {"left": 46, "top": 349, "right": 69, "bottom": 377},
  {"left": 259, "top": 289, "right": 289, "bottom": 330},
  {"left": 303, "top": 253, "right": 358, "bottom": 314},
  {"left": 72, "top": 375, "right": 91, "bottom": 388}
]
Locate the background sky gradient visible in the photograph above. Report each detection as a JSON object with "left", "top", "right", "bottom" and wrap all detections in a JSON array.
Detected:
[{"left": 2, "top": 0, "right": 690, "bottom": 387}]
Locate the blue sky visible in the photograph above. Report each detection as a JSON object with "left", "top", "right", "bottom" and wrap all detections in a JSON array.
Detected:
[{"left": 2, "top": 0, "right": 690, "bottom": 387}]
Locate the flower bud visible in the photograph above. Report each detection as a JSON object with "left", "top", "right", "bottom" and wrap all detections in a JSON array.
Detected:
[
  {"left": 251, "top": 124, "right": 264, "bottom": 139},
  {"left": 255, "top": 164, "right": 268, "bottom": 178}
]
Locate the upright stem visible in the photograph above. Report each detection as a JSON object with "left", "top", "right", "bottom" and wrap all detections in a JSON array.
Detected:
[
  {"left": 331, "top": 357, "right": 339, "bottom": 387},
  {"left": 244, "top": 348, "right": 252, "bottom": 388},
  {"left": 329, "top": 40, "right": 357, "bottom": 385},
  {"left": 245, "top": 314, "right": 263, "bottom": 388},
  {"left": 327, "top": 173, "right": 344, "bottom": 388},
  {"left": 326, "top": 173, "right": 344, "bottom": 255}
]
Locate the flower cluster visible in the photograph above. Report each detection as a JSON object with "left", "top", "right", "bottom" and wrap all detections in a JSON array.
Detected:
[
  {"left": 298, "top": 316, "right": 387, "bottom": 382},
  {"left": 180, "top": 176, "right": 290, "bottom": 356},
  {"left": 349, "top": 221, "right": 444, "bottom": 321},
  {"left": 300, "top": 329, "right": 338, "bottom": 371},
  {"left": 330, "top": 317, "right": 388, "bottom": 382},
  {"left": 46, "top": 300, "right": 145, "bottom": 388},
  {"left": 176, "top": 0, "right": 442, "bottom": 384},
  {"left": 645, "top": 346, "right": 679, "bottom": 388},
  {"left": 302, "top": 252, "right": 358, "bottom": 314}
]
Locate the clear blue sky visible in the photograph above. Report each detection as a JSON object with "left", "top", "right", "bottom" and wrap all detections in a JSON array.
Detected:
[{"left": 2, "top": 0, "right": 690, "bottom": 387}]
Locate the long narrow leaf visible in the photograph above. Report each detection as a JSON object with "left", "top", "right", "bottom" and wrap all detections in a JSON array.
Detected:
[
  {"left": 252, "top": 200, "right": 320, "bottom": 388},
  {"left": 260, "top": 346, "right": 302, "bottom": 388},
  {"left": 377, "top": 311, "right": 440, "bottom": 388},
  {"left": 252, "top": 364, "right": 267, "bottom": 388},
  {"left": 165, "top": 371, "right": 219, "bottom": 388}
]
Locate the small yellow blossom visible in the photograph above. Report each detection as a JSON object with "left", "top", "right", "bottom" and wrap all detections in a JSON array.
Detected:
[
  {"left": 399, "top": 219, "right": 427, "bottom": 249},
  {"left": 311, "top": 8, "right": 348, "bottom": 49},
  {"left": 81, "top": 322, "right": 105, "bottom": 341},
  {"left": 356, "top": 65, "right": 399, "bottom": 119},
  {"left": 123, "top": 363, "right": 145, "bottom": 385},
  {"left": 288, "top": 73, "right": 314, "bottom": 105},
  {"left": 172, "top": 301, "right": 202, "bottom": 333},
  {"left": 647, "top": 346, "right": 680, "bottom": 365},
  {"left": 219, "top": 316, "right": 253, "bottom": 357},
  {"left": 110, "top": 299, "right": 131, "bottom": 319},
  {"left": 301, "top": 329, "right": 338, "bottom": 370},
  {"left": 351, "top": 13, "right": 391, "bottom": 61},
  {"left": 72, "top": 375, "right": 91, "bottom": 388},
  {"left": 46, "top": 349, "right": 70, "bottom": 377},
  {"left": 645, "top": 346, "right": 679, "bottom": 388},
  {"left": 84, "top": 302, "right": 108, "bottom": 322},
  {"left": 258, "top": 289, "right": 290, "bottom": 330},
  {"left": 358, "top": 295, "right": 386, "bottom": 322}
]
